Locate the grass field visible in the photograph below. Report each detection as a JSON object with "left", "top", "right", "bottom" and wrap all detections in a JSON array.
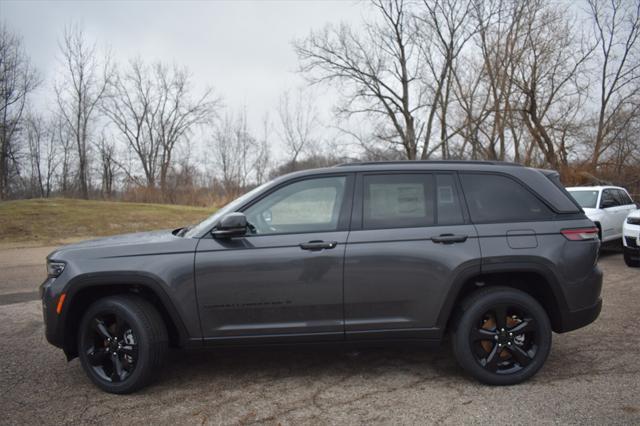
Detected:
[{"left": 0, "top": 198, "right": 214, "bottom": 244}]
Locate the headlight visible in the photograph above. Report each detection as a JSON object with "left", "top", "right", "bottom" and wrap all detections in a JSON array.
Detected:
[
  {"left": 47, "top": 261, "right": 66, "bottom": 278},
  {"left": 627, "top": 217, "right": 640, "bottom": 225}
]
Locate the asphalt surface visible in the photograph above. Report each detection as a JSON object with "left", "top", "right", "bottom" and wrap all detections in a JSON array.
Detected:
[{"left": 1, "top": 243, "right": 639, "bottom": 425}]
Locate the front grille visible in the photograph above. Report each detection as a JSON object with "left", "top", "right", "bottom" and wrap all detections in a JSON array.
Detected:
[{"left": 625, "top": 236, "right": 638, "bottom": 248}]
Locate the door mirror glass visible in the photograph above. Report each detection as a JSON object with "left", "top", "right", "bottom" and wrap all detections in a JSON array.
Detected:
[{"left": 212, "top": 212, "right": 248, "bottom": 238}]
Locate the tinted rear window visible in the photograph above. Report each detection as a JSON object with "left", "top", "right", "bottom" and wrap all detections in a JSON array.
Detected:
[{"left": 460, "top": 173, "right": 553, "bottom": 223}]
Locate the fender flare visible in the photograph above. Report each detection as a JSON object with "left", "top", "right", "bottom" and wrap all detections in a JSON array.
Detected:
[
  {"left": 435, "top": 259, "right": 569, "bottom": 331},
  {"left": 59, "top": 271, "right": 192, "bottom": 352}
]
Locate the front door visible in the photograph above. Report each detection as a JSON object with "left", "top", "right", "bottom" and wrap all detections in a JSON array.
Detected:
[{"left": 195, "top": 174, "right": 354, "bottom": 343}]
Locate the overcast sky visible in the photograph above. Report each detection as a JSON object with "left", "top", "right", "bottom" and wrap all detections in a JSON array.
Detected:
[{"left": 2, "top": 0, "right": 368, "bottom": 140}]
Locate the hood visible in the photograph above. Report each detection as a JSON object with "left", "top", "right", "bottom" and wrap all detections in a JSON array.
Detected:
[
  {"left": 627, "top": 209, "right": 640, "bottom": 219},
  {"left": 48, "top": 229, "right": 179, "bottom": 260}
]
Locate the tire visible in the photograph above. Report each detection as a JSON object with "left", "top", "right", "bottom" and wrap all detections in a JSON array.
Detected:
[
  {"left": 78, "top": 295, "right": 168, "bottom": 394},
  {"left": 624, "top": 248, "right": 640, "bottom": 267},
  {"left": 451, "top": 287, "right": 552, "bottom": 386}
]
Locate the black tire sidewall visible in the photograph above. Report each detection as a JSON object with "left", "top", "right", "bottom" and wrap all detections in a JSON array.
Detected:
[
  {"left": 78, "top": 297, "right": 155, "bottom": 394},
  {"left": 453, "top": 288, "right": 552, "bottom": 386}
]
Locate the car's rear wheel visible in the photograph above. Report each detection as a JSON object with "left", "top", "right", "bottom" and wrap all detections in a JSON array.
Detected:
[
  {"left": 624, "top": 247, "right": 640, "bottom": 267},
  {"left": 78, "top": 295, "right": 168, "bottom": 394},
  {"left": 452, "top": 287, "right": 551, "bottom": 385}
]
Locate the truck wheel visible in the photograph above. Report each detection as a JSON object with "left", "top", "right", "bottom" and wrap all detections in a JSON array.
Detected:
[
  {"left": 78, "top": 295, "right": 168, "bottom": 394},
  {"left": 452, "top": 287, "right": 552, "bottom": 385}
]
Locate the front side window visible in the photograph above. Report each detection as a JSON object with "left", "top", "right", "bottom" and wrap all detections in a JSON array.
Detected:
[
  {"left": 244, "top": 176, "right": 347, "bottom": 235},
  {"left": 600, "top": 189, "right": 619, "bottom": 208},
  {"left": 460, "top": 173, "right": 553, "bottom": 223},
  {"left": 614, "top": 189, "right": 633, "bottom": 206},
  {"left": 363, "top": 174, "right": 435, "bottom": 229}
]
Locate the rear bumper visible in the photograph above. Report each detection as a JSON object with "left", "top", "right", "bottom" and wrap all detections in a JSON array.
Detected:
[
  {"left": 557, "top": 298, "right": 602, "bottom": 333},
  {"left": 555, "top": 266, "right": 603, "bottom": 333}
]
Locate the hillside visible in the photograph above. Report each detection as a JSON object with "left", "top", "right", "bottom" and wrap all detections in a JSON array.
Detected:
[{"left": 0, "top": 198, "right": 214, "bottom": 244}]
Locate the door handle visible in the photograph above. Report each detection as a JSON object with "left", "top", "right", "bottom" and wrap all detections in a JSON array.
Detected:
[
  {"left": 299, "top": 240, "right": 338, "bottom": 251},
  {"left": 432, "top": 234, "right": 468, "bottom": 244}
]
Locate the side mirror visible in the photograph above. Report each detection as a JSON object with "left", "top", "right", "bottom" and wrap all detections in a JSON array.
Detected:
[{"left": 212, "top": 212, "right": 247, "bottom": 238}]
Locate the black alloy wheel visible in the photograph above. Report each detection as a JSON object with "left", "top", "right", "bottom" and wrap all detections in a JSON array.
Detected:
[
  {"left": 84, "top": 313, "right": 138, "bottom": 383},
  {"left": 78, "top": 295, "right": 167, "bottom": 394},
  {"left": 452, "top": 287, "right": 552, "bottom": 385},
  {"left": 469, "top": 304, "right": 539, "bottom": 375}
]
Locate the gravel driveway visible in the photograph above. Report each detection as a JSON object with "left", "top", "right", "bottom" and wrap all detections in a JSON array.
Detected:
[{"left": 1, "top": 243, "right": 638, "bottom": 425}]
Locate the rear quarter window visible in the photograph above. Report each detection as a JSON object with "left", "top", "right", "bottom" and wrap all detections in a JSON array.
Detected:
[{"left": 460, "top": 173, "right": 554, "bottom": 223}]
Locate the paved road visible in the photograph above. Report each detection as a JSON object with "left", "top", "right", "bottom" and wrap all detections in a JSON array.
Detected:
[{"left": 1, "top": 244, "right": 639, "bottom": 425}]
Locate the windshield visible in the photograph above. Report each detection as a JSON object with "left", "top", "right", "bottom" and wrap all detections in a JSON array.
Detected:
[
  {"left": 184, "top": 182, "right": 271, "bottom": 238},
  {"left": 568, "top": 190, "right": 599, "bottom": 209}
]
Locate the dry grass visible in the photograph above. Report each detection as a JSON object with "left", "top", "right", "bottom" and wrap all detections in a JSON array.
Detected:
[{"left": 0, "top": 198, "right": 214, "bottom": 244}]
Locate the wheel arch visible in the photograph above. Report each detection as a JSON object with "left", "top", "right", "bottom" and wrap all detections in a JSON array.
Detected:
[
  {"left": 438, "top": 262, "right": 569, "bottom": 334},
  {"left": 59, "top": 273, "right": 190, "bottom": 360}
]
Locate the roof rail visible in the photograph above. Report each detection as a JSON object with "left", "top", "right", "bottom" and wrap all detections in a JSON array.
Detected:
[{"left": 335, "top": 160, "right": 523, "bottom": 167}]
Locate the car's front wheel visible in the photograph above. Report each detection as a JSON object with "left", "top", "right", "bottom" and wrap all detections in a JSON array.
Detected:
[
  {"left": 624, "top": 247, "right": 640, "bottom": 267},
  {"left": 78, "top": 295, "right": 168, "bottom": 394},
  {"left": 452, "top": 287, "right": 552, "bottom": 385}
]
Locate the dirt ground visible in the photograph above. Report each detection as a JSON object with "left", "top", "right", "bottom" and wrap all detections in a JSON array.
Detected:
[{"left": 1, "top": 243, "right": 638, "bottom": 425}]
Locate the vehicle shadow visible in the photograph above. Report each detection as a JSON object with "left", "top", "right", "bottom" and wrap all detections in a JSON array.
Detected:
[{"left": 157, "top": 342, "right": 462, "bottom": 390}]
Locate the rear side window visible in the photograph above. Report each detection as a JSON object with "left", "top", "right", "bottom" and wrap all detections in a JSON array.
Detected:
[
  {"left": 363, "top": 174, "right": 434, "bottom": 229},
  {"left": 460, "top": 174, "right": 553, "bottom": 223}
]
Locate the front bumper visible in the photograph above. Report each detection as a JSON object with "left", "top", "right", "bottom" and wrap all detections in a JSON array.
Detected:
[
  {"left": 555, "top": 266, "right": 603, "bottom": 333},
  {"left": 40, "top": 277, "right": 64, "bottom": 349},
  {"left": 624, "top": 244, "right": 640, "bottom": 261}
]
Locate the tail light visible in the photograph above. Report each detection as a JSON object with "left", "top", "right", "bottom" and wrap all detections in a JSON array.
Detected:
[{"left": 561, "top": 227, "right": 599, "bottom": 241}]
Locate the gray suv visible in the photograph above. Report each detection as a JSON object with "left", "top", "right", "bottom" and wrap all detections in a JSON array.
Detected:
[{"left": 40, "top": 161, "right": 603, "bottom": 393}]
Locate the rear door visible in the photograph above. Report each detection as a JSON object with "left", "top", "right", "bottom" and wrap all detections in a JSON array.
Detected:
[{"left": 343, "top": 172, "right": 481, "bottom": 341}]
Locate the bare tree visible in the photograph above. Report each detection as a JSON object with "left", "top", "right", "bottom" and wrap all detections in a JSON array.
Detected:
[
  {"left": 296, "top": 0, "right": 425, "bottom": 159},
  {"left": 254, "top": 114, "right": 272, "bottom": 185},
  {"left": 55, "top": 24, "right": 112, "bottom": 199},
  {"left": 414, "top": 0, "right": 476, "bottom": 159},
  {"left": 277, "top": 88, "right": 318, "bottom": 166},
  {"left": 587, "top": 0, "right": 640, "bottom": 170},
  {"left": 23, "top": 113, "right": 57, "bottom": 198},
  {"left": 511, "top": 1, "right": 594, "bottom": 169},
  {"left": 96, "top": 134, "right": 116, "bottom": 198},
  {"left": 103, "top": 59, "right": 217, "bottom": 196},
  {"left": 0, "top": 24, "right": 40, "bottom": 199},
  {"left": 211, "top": 110, "right": 262, "bottom": 198}
]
